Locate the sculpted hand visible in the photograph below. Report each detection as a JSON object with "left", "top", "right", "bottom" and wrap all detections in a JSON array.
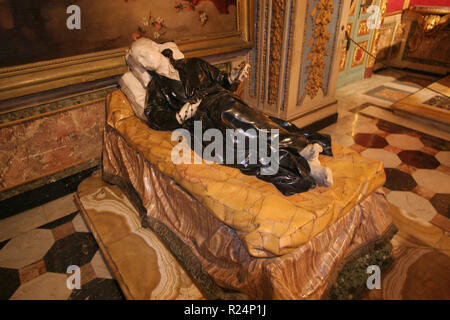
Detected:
[
  {"left": 300, "top": 143, "right": 334, "bottom": 187},
  {"left": 176, "top": 99, "right": 202, "bottom": 124},
  {"left": 229, "top": 63, "right": 251, "bottom": 83},
  {"left": 238, "top": 63, "right": 251, "bottom": 82}
]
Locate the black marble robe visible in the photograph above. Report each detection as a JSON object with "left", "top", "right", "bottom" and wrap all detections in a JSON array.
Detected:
[{"left": 144, "top": 50, "right": 333, "bottom": 196}]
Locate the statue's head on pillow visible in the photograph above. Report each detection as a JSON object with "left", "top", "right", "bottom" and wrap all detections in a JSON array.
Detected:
[
  {"left": 129, "top": 37, "right": 185, "bottom": 71},
  {"left": 130, "top": 38, "right": 163, "bottom": 71}
]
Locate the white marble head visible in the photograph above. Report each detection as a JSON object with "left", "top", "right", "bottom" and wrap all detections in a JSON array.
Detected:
[
  {"left": 129, "top": 38, "right": 185, "bottom": 71},
  {"left": 130, "top": 38, "right": 164, "bottom": 71}
]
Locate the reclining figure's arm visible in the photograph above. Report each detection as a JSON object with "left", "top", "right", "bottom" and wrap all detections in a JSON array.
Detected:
[{"left": 144, "top": 79, "right": 180, "bottom": 131}]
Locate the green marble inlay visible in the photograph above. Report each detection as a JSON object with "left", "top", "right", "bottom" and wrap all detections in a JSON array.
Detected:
[
  {"left": 327, "top": 241, "right": 394, "bottom": 300},
  {"left": 0, "top": 87, "right": 117, "bottom": 125}
]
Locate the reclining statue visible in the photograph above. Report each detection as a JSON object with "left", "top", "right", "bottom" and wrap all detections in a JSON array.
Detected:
[{"left": 127, "top": 38, "right": 334, "bottom": 196}]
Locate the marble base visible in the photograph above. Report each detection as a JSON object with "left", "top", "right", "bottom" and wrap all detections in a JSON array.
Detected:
[
  {"left": 75, "top": 171, "right": 204, "bottom": 300},
  {"left": 291, "top": 102, "right": 338, "bottom": 129}
]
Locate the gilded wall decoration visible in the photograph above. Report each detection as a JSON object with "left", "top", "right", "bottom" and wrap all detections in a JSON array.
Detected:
[
  {"left": 268, "top": 0, "right": 286, "bottom": 104},
  {"left": 404, "top": 8, "right": 450, "bottom": 67},
  {"left": 375, "top": 22, "right": 395, "bottom": 62},
  {"left": 366, "top": 0, "right": 388, "bottom": 69},
  {"left": 358, "top": 20, "right": 370, "bottom": 36},
  {"left": 349, "top": 0, "right": 357, "bottom": 16},
  {"left": 361, "top": 0, "right": 377, "bottom": 14},
  {"left": 340, "top": 23, "right": 352, "bottom": 72},
  {"left": 305, "top": 0, "right": 334, "bottom": 99},
  {"left": 352, "top": 40, "right": 368, "bottom": 67},
  {"left": 346, "top": 22, "right": 353, "bottom": 35},
  {"left": 246, "top": 0, "right": 342, "bottom": 117},
  {"left": 260, "top": 0, "right": 269, "bottom": 104},
  {"left": 339, "top": 46, "right": 348, "bottom": 72},
  {"left": 325, "top": 0, "right": 343, "bottom": 94},
  {"left": 281, "top": 0, "right": 296, "bottom": 110},
  {"left": 297, "top": 0, "right": 341, "bottom": 105},
  {"left": 248, "top": 0, "right": 260, "bottom": 98}
]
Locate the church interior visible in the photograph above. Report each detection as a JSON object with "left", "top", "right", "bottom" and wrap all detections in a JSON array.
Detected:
[{"left": 0, "top": 0, "right": 449, "bottom": 301}]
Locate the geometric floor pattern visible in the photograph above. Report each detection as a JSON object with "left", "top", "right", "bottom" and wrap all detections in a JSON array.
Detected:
[
  {"left": 0, "top": 210, "right": 124, "bottom": 300},
  {"left": 321, "top": 108, "right": 450, "bottom": 232},
  {"left": 328, "top": 68, "right": 450, "bottom": 234}
]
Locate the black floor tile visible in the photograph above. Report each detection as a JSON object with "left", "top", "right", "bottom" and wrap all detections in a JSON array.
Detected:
[
  {"left": 430, "top": 194, "right": 450, "bottom": 218},
  {"left": 398, "top": 150, "right": 441, "bottom": 169},
  {"left": 44, "top": 233, "right": 99, "bottom": 274},
  {"left": 0, "top": 267, "right": 21, "bottom": 300},
  {"left": 69, "top": 278, "right": 124, "bottom": 300},
  {"left": 0, "top": 239, "right": 10, "bottom": 251},
  {"left": 0, "top": 166, "right": 99, "bottom": 220},
  {"left": 384, "top": 168, "right": 417, "bottom": 191}
]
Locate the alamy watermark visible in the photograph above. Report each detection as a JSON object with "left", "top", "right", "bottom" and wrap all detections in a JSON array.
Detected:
[
  {"left": 367, "top": 5, "right": 382, "bottom": 30},
  {"left": 66, "top": 265, "right": 81, "bottom": 290},
  {"left": 366, "top": 265, "right": 381, "bottom": 290},
  {"left": 66, "top": 5, "right": 81, "bottom": 30},
  {"left": 171, "top": 121, "right": 280, "bottom": 175},
  {"left": 65, "top": 5, "right": 382, "bottom": 31}
]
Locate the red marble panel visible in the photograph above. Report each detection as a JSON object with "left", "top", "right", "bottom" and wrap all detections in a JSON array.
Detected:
[
  {"left": 386, "top": 0, "right": 405, "bottom": 14},
  {"left": 0, "top": 101, "right": 105, "bottom": 191},
  {"left": 398, "top": 150, "right": 441, "bottom": 169},
  {"left": 384, "top": 168, "right": 417, "bottom": 191},
  {"left": 354, "top": 133, "right": 388, "bottom": 148},
  {"left": 409, "top": 0, "right": 450, "bottom": 6},
  {"left": 430, "top": 194, "right": 450, "bottom": 218}
]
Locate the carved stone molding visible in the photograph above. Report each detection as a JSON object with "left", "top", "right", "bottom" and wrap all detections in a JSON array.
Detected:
[
  {"left": 268, "top": 0, "right": 286, "bottom": 104},
  {"left": 306, "top": 0, "right": 334, "bottom": 99}
]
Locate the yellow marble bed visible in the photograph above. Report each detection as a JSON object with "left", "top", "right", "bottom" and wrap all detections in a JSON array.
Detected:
[
  {"left": 106, "top": 90, "right": 386, "bottom": 257},
  {"left": 97, "top": 89, "right": 396, "bottom": 299}
]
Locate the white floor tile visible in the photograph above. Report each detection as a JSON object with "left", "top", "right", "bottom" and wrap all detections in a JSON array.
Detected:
[
  {"left": 0, "top": 229, "right": 54, "bottom": 269},
  {"left": 42, "top": 193, "right": 78, "bottom": 223},
  {"left": 412, "top": 170, "right": 450, "bottom": 194},
  {"left": 0, "top": 206, "right": 47, "bottom": 243},
  {"left": 10, "top": 272, "right": 72, "bottom": 300},
  {"left": 387, "top": 191, "right": 437, "bottom": 222}
]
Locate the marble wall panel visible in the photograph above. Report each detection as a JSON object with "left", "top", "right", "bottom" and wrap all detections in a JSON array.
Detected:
[{"left": 0, "top": 101, "right": 105, "bottom": 192}]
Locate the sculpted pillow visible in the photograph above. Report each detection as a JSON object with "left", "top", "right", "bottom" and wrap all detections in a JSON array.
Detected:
[{"left": 118, "top": 72, "right": 147, "bottom": 120}]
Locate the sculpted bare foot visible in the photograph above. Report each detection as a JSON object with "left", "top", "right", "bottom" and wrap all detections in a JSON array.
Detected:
[{"left": 300, "top": 144, "right": 334, "bottom": 187}]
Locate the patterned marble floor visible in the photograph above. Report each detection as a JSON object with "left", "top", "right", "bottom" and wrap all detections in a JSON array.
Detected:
[
  {"left": 332, "top": 69, "right": 450, "bottom": 299},
  {"left": 0, "top": 195, "right": 124, "bottom": 300},
  {"left": 0, "top": 68, "right": 449, "bottom": 300},
  {"left": 326, "top": 68, "right": 450, "bottom": 232}
]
